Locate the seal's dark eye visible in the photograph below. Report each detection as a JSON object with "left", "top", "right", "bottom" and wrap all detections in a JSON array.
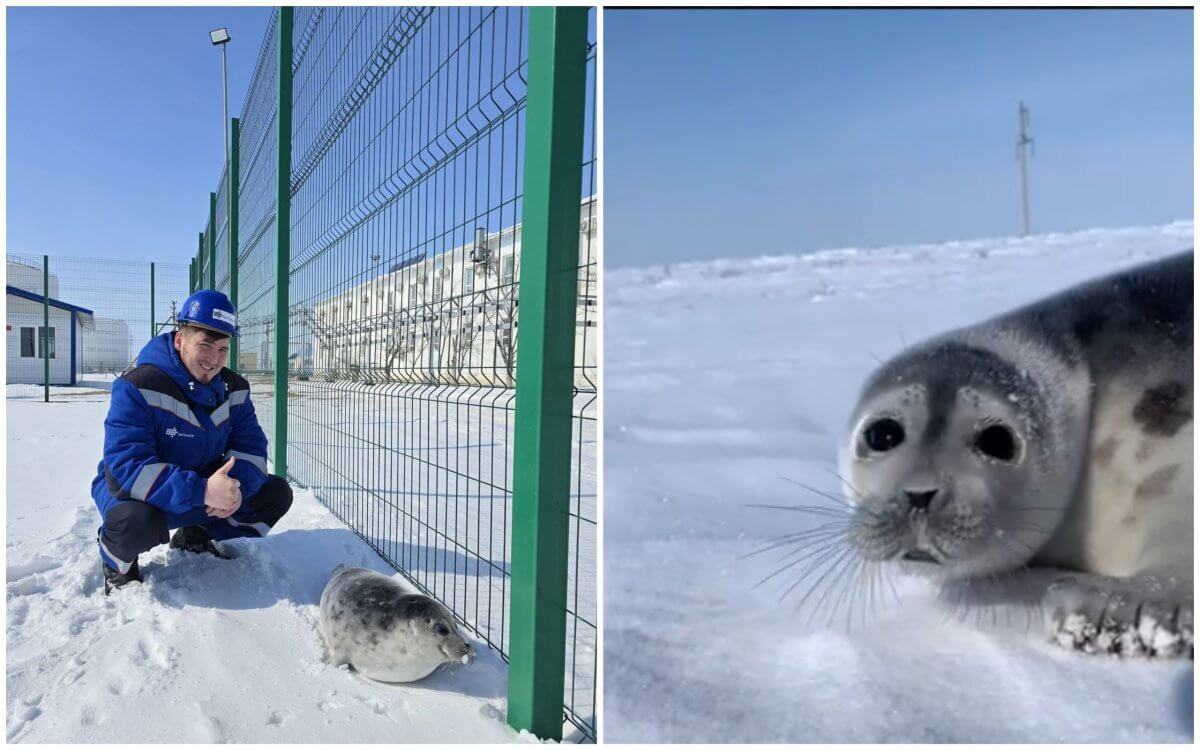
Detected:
[
  {"left": 434, "top": 624, "right": 450, "bottom": 637},
  {"left": 863, "top": 418, "right": 905, "bottom": 452},
  {"left": 975, "top": 424, "right": 1017, "bottom": 462}
]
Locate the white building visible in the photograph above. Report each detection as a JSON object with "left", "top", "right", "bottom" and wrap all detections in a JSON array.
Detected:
[
  {"left": 305, "top": 197, "right": 599, "bottom": 388},
  {"left": 82, "top": 318, "right": 132, "bottom": 373},
  {"left": 6, "top": 284, "right": 94, "bottom": 386}
]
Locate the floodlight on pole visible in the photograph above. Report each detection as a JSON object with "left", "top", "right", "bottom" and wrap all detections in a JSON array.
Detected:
[{"left": 211, "top": 28, "right": 232, "bottom": 268}]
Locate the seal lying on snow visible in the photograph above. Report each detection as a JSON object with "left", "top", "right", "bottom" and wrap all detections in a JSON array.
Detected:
[
  {"left": 840, "top": 251, "right": 1193, "bottom": 657},
  {"left": 319, "top": 565, "right": 476, "bottom": 682}
]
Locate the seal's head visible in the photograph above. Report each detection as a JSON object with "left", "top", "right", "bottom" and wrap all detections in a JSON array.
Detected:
[
  {"left": 403, "top": 596, "right": 476, "bottom": 667},
  {"left": 842, "top": 339, "right": 1073, "bottom": 579}
]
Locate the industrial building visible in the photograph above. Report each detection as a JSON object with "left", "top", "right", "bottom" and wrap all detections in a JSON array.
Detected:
[{"left": 303, "top": 197, "right": 599, "bottom": 388}]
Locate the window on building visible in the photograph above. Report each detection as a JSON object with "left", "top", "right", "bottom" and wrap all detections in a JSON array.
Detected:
[
  {"left": 20, "top": 327, "right": 35, "bottom": 357},
  {"left": 502, "top": 256, "right": 515, "bottom": 286},
  {"left": 37, "top": 326, "right": 56, "bottom": 359},
  {"left": 465, "top": 268, "right": 475, "bottom": 292}
]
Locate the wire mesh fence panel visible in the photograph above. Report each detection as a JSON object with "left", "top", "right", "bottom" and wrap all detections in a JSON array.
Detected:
[
  {"left": 285, "top": 2, "right": 528, "bottom": 653},
  {"left": 153, "top": 263, "right": 192, "bottom": 341},
  {"left": 233, "top": 7, "right": 281, "bottom": 444},
  {"left": 213, "top": 6, "right": 596, "bottom": 740},
  {"left": 215, "top": 167, "right": 232, "bottom": 293},
  {"left": 5, "top": 254, "right": 188, "bottom": 391},
  {"left": 197, "top": 228, "right": 209, "bottom": 291},
  {"left": 563, "top": 22, "right": 599, "bottom": 738}
]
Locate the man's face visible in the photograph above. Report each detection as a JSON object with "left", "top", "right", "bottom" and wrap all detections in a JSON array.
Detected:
[{"left": 174, "top": 326, "right": 231, "bottom": 384}]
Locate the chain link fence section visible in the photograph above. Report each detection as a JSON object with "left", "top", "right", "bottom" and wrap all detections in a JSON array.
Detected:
[{"left": 6, "top": 253, "right": 189, "bottom": 393}]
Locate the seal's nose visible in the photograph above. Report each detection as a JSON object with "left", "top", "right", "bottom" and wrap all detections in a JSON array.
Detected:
[
  {"left": 905, "top": 489, "right": 938, "bottom": 510},
  {"left": 460, "top": 644, "right": 476, "bottom": 666}
]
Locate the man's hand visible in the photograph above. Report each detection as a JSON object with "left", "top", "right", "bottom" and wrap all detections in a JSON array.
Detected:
[{"left": 204, "top": 456, "right": 242, "bottom": 518}]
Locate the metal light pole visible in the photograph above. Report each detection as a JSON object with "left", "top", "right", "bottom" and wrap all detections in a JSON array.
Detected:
[{"left": 210, "top": 28, "right": 232, "bottom": 253}]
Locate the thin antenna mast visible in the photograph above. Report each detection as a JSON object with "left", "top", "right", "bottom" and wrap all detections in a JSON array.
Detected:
[{"left": 1017, "top": 101, "right": 1034, "bottom": 236}]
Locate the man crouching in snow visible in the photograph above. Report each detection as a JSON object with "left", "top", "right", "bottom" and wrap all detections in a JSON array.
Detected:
[{"left": 91, "top": 290, "right": 293, "bottom": 594}]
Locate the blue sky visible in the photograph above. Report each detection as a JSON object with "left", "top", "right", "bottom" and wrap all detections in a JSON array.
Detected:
[
  {"left": 605, "top": 9, "right": 1193, "bottom": 268},
  {"left": 8, "top": 6, "right": 271, "bottom": 264}
]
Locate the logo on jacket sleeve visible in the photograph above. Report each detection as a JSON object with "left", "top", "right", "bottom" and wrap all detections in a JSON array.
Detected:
[{"left": 165, "top": 426, "right": 195, "bottom": 439}]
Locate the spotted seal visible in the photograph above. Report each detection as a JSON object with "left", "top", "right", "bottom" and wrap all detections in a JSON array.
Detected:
[
  {"left": 841, "top": 251, "right": 1193, "bottom": 657},
  {"left": 319, "top": 565, "right": 476, "bottom": 682}
]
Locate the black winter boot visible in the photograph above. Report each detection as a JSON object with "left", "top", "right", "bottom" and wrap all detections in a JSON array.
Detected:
[
  {"left": 169, "top": 526, "right": 233, "bottom": 559},
  {"left": 103, "top": 558, "right": 143, "bottom": 595}
]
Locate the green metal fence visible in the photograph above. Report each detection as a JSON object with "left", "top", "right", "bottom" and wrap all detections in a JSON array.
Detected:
[
  {"left": 191, "top": 6, "right": 597, "bottom": 741},
  {"left": 6, "top": 253, "right": 189, "bottom": 401}
]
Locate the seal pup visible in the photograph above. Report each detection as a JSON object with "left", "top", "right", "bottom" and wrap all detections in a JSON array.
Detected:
[
  {"left": 319, "top": 565, "right": 476, "bottom": 682},
  {"left": 840, "top": 251, "right": 1193, "bottom": 657}
]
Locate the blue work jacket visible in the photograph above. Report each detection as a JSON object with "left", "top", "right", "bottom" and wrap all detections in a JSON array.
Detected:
[{"left": 91, "top": 332, "right": 269, "bottom": 516}]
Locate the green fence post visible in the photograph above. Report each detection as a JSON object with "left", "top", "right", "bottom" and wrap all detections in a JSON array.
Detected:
[
  {"left": 229, "top": 117, "right": 241, "bottom": 372},
  {"left": 208, "top": 192, "right": 217, "bottom": 289},
  {"left": 151, "top": 262, "right": 156, "bottom": 339},
  {"left": 198, "top": 233, "right": 205, "bottom": 290},
  {"left": 43, "top": 255, "right": 50, "bottom": 402},
  {"left": 506, "top": 7, "right": 588, "bottom": 742},
  {"left": 273, "top": 6, "right": 293, "bottom": 478},
  {"left": 189, "top": 258, "right": 194, "bottom": 295}
]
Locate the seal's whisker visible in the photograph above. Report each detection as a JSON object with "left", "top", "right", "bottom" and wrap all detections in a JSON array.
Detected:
[
  {"left": 773, "top": 539, "right": 849, "bottom": 604},
  {"left": 881, "top": 561, "right": 902, "bottom": 607},
  {"left": 843, "top": 558, "right": 871, "bottom": 631},
  {"left": 816, "top": 465, "right": 869, "bottom": 503},
  {"left": 754, "top": 535, "right": 848, "bottom": 590},
  {"left": 826, "top": 555, "right": 857, "bottom": 630},
  {"left": 856, "top": 562, "right": 873, "bottom": 630},
  {"left": 790, "top": 545, "right": 853, "bottom": 614},
  {"left": 876, "top": 562, "right": 898, "bottom": 622},
  {"left": 945, "top": 579, "right": 973, "bottom": 625},
  {"left": 1003, "top": 521, "right": 1055, "bottom": 539},
  {"left": 983, "top": 570, "right": 1004, "bottom": 631},
  {"left": 772, "top": 532, "right": 849, "bottom": 569},
  {"left": 743, "top": 502, "right": 852, "bottom": 518},
  {"left": 860, "top": 561, "right": 878, "bottom": 629},
  {"left": 811, "top": 468, "right": 868, "bottom": 504},
  {"left": 1004, "top": 519, "right": 1051, "bottom": 532},
  {"left": 762, "top": 522, "right": 851, "bottom": 543},
  {"left": 993, "top": 532, "right": 1042, "bottom": 556},
  {"left": 777, "top": 476, "right": 860, "bottom": 512},
  {"left": 843, "top": 560, "right": 866, "bottom": 631},
  {"left": 773, "top": 529, "right": 852, "bottom": 563},
  {"left": 740, "top": 524, "right": 850, "bottom": 560},
  {"left": 802, "top": 547, "right": 858, "bottom": 628}
]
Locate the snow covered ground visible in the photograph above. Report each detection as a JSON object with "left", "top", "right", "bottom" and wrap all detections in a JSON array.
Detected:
[
  {"left": 604, "top": 222, "right": 1195, "bottom": 742},
  {"left": 5, "top": 386, "right": 536, "bottom": 743}
]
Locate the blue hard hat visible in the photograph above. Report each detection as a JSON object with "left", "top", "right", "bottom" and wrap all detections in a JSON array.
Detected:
[{"left": 178, "top": 290, "right": 239, "bottom": 337}]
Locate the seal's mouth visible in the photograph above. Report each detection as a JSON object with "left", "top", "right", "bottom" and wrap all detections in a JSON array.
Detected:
[
  {"left": 443, "top": 642, "right": 476, "bottom": 666},
  {"left": 901, "top": 549, "right": 940, "bottom": 564}
]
